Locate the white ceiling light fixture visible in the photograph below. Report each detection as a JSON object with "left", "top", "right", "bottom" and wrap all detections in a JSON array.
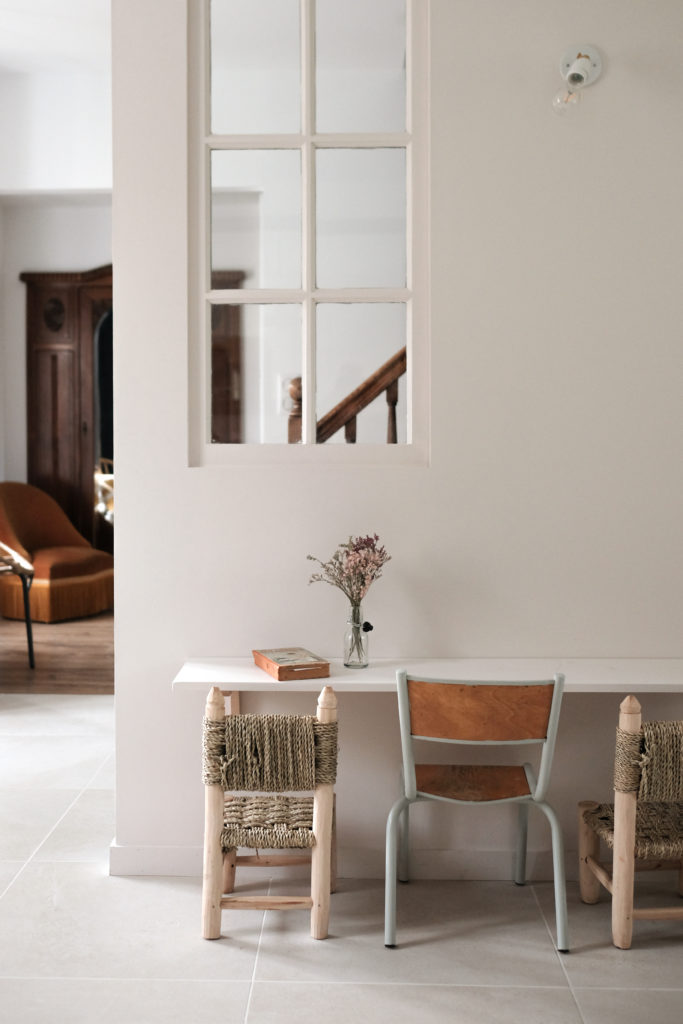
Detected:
[{"left": 552, "top": 46, "right": 602, "bottom": 116}]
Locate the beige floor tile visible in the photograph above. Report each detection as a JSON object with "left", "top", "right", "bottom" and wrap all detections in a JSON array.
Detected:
[
  {"left": 33, "top": 789, "right": 115, "bottom": 862},
  {"left": 0, "top": 735, "right": 113, "bottom": 789},
  {"left": 0, "top": 978, "right": 251, "bottom": 1024},
  {"left": 0, "top": 861, "right": 24, "bottom": 895},
  {"left": 0, "top": 694, "right": 114, "bottom": 736},
  {"left": 575, "top": 987, "right": 683, "bottom": 1024},
  {"left": 87, "top": 752, "right": 115, "bottom": 790},
  {"left": 0, "top": 790, "right": 77, "bottom": 859},
  {"left": 254, "top": 878, "right": 568, "bottom": 987},
  {"left": 534, "top": 881, "right": 683, "bottom": 989},
  {"left": 247, "top": 982, "right": 583, "bottom": 1023},
  {"left": 0, "top": 863, "right": 259, "bottom": 981}
]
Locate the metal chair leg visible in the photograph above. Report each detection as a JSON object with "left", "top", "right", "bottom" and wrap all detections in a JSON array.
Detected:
[
  {"left": 398, "top": 803, "right": 410, "bottom": 882},
  {"left": 385, "top": 796, "right": 410, "bottom": 947},
  {"left": 536, "top": 800, "right": 570, "bottom": 953},
  {"left": 20, "top": 574, "right": 35, "bottom": 669}
]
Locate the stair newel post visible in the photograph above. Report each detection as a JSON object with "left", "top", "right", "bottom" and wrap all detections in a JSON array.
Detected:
[
  {"left": 386, "top": 379, "right": 399, "bottom": 443},
  {"left": 288, "top": 377, "right": 303, "bottom": 443}
]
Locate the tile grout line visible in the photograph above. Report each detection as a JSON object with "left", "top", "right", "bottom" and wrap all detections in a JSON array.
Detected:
[
  {"left": 243, "top": 876, "right": 271, "bottom": 1023},
  {"left": 530, "top": 884, "right": 588, "bottom": 1024},
  {"left": 0, "top": 746, "right": 114, "bottom": 903}
]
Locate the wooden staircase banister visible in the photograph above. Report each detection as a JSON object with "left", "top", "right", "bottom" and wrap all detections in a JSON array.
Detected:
[{"left": 288, "top": 347, "right": 406, "bottom": 444}]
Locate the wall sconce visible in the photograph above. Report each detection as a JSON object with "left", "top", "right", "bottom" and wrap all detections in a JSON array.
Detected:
[{"left": 552, "top": 46, "right": 602, "bottom": 116}]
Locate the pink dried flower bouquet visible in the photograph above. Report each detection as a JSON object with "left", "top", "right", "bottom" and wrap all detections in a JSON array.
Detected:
[{"left": 307, "top": 534, "right": 391, "bottom": 606}]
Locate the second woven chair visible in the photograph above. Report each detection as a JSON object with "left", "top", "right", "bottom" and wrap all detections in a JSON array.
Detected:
[
  {"left": 202, "top": 685, "right": 338, "bottom": 940},
  {"left": 579, "top": 695, "right": 683, "bottom": 948}
]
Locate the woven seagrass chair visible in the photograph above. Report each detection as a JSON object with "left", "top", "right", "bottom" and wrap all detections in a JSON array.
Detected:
[
  {"left": 202, "top": 685, "right": 338, "bottom": 940},
  {"left": 579, "top": 695, "right": 683, "bottom": 948},
  {"left": 385, "top": 671, "right": 569, "bottom": 952}
]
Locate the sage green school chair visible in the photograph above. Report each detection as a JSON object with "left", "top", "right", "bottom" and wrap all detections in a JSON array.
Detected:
[{"left": 385, "top": 671, "right": 568, "bottom": 952}]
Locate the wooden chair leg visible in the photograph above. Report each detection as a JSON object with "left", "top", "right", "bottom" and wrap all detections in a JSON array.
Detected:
[
  {"left": 202, "top": 687, "right": 227, "bottom": 939},
  {"left": 311, "top": 789, "right": 333, "bottom": 938},
  {"left": 611, "top": 696, "right": 640, "bottom": 950},
  {"left": 310, "top": 686, "right": 337, "bottom": 939},
  {"left": 612, "top": 790, "right": 636, "bottom": 949},
  {"left": 578, "top": 801, "right": 602, "bottom": 904},
  {"left": 202, "top": 784, "right": 224, "bottom": 939},
  {"left": 330, "top": 799, "right": 337, "bottom": 894},
  {"left": 222, "top": 848, "right": 237, "bottom": 894}
]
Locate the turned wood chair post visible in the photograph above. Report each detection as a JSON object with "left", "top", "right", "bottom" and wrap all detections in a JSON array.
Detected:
[
  {"left": 310, "top": 685, "right": 338, "bottom": 939},
  {"left": 221, "top": 844, "right": 237, "bottom": 895},
  {"left": 611, "top": 694, "right": 641, "bottom": 949},
  {"left": 202, "top": 686, "right": 226, "bottom": 939},
  {"left": 578, "top": 800, "right": 602, "bottom": 904}
]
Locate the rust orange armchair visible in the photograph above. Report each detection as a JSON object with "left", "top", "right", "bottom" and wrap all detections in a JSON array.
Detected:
[{"left": 0, "top": 482, "right": 113, "bottom": 623}]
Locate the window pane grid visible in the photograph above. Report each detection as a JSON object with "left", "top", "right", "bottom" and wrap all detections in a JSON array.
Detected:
[{"left": 201, "top": 0, "right": 414, "bottom": 446}]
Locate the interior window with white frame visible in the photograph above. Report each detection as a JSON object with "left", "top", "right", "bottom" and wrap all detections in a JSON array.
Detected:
[{"left": 189, "top": 0, "right": 427, "bottom": 458}]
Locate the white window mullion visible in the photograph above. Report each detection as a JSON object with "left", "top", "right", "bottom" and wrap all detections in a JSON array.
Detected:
[
  {"left": 196, "top": 0, "right": 212, "bottom": 449},
  {"left": 301, "top": 0, "right": 316, "bottom": 444}
]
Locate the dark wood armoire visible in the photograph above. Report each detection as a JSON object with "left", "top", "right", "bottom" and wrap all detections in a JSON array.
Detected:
[
  {"left": 210, "top": 270, "right": 245, "bottom": 444},
  {"left": 21, "top": 264, "right": 113, "bottom": 551}
]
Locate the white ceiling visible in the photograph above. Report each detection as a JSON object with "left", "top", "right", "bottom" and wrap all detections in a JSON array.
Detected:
[{"left": 0, "top": 0, "right": 110, "bottom": 74}]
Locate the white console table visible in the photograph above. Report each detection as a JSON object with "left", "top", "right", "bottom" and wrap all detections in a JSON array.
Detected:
[
  {"left": 169, "top": 657, "right": 683, "bottom": 880},
  {"left": 173, "top": 657, "right": 683, "bottom": 695}
]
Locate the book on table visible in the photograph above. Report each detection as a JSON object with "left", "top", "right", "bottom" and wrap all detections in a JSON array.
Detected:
[{"left": 252, "top": 647, "right": 330, "bottom": 681}]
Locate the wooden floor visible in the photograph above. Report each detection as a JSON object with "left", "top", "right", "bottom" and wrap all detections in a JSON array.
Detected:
[{"left": 0, "top": 611, "right": 113, "bottom": 694}]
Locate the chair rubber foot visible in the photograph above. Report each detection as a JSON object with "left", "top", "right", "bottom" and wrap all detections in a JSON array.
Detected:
[
  {"left": 513, "top": 881, "right": 525, "bottom": 886},
  {"left": 398, "top": 879, "right": 409, "bottom": 885},
  {"left": 558, "top": 949, "right": 569, "bottom": 954},
  {"left": 385, "top": 943, "right": 396, "bottom": 949}
]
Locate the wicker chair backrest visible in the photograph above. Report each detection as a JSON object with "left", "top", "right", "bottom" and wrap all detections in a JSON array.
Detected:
[
  {"left": 202, "top": 713, "right": 338, "bottom": 791},
  {"left": 614, "top": 720, "right": 683, "bottom": 802}
]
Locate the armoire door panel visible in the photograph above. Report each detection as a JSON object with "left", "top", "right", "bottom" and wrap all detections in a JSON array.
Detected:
[{"left": 21, "top": 265, "right": 113, "bottom": 546}]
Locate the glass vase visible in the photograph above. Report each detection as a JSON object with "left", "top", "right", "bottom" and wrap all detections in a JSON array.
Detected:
[{"left": 344, "top": 603, "right": 369, "bottom": 668}]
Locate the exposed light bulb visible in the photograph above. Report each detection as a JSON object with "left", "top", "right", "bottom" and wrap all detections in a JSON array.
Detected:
[{"left": 552, "top": 87, "right": 581, "bottom": 116}]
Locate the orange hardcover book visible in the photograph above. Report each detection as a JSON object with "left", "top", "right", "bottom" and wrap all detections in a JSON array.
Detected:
[{"left": 252, "top": 647, "right": 330, "bottom": 681}]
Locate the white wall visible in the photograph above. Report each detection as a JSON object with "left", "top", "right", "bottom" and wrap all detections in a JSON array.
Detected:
[
  {"left": 111, "top": 0, "right": 683, "bottom": 879},
  {"left": 0, "top": 71, "right": 111, "bottom": 191},
  {"left": 0, "top": 196, "right": 112, "bottom": 481}
]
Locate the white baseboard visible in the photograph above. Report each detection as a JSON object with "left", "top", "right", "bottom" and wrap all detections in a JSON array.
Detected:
[
  {"left": 109, "top": 841, "right": 203, "bottom": 876},
  {"left": 109, "top": 840, "right": 579, "bottom": 882}
]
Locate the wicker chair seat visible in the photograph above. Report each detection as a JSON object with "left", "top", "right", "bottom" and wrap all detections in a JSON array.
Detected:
[
  {"left": 221, "top": 794, "right": 316, "bottom": 850},
  {"left": 582, "top": 801, "right": 683, "bottom": 860}
]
